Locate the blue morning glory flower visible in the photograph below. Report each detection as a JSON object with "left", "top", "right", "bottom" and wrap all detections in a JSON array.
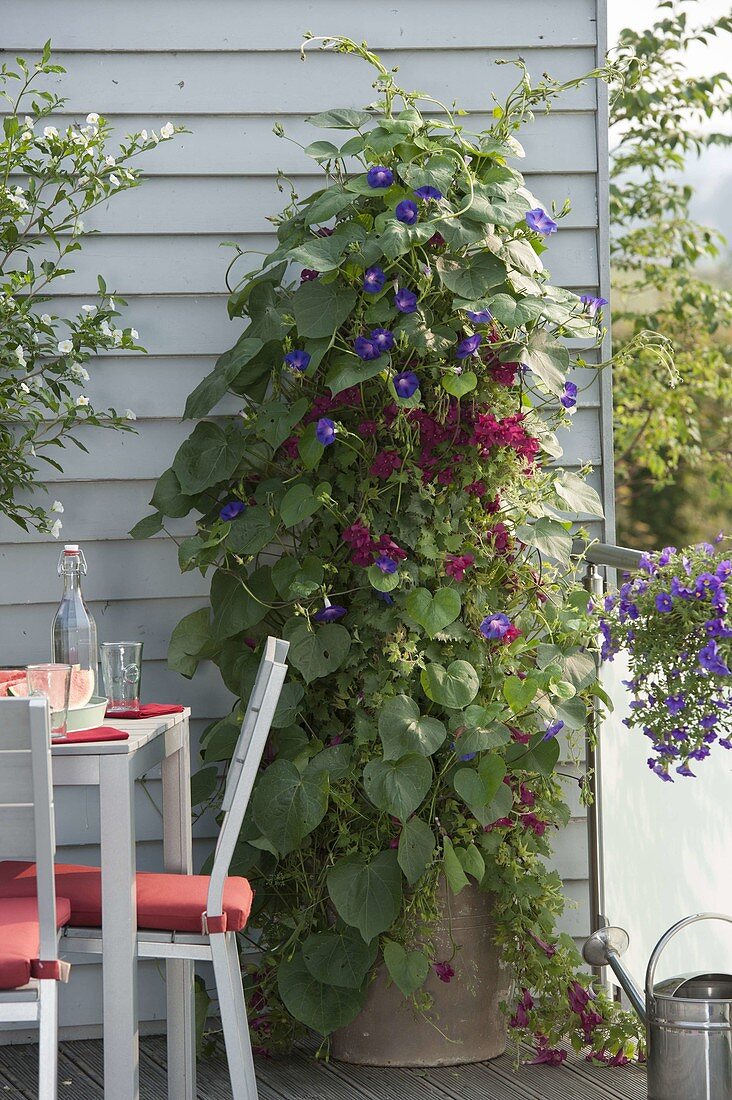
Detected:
[
  {"left": 367, "top": 165, "right": 394, "bottom": 188},
  {"left": 375, "top": 554, "right": 397, "bottom": 574},
  {"left": 377, "top": 591, "right": 395, "bottom": 605},
  {"left": 284, "top": 349, "right": 311, "bottom": 372},
  {"left": 479, "top": 612, "right": 511, "bottom": 640},
  {"left": 353, "top": 336, "right": 382, "bottom": 361},
  {"left": 561, "top": 381, "right": 578, "bottom": 409},
  {"left": 579, "top": 295, "right": 608, "bottom": 315},
  {"left": 394, "top": 287, "right": 418, "bottom": 314},
  {"left": 466, "top": 309, "right": 492, "bottom": 323},
  {"left": 456, "top": 333, "right": 482, "bottom": 359},
  {"left": 414, "top": 185, "right": 443, "bottom": 201},
  {"left": 393, "top": 370, "right": 419, "bottom": 399},
  {"left": 655, "top": 592, "right": 673, "bottom": 613},
  {"left": 543, "top": 720, "right": 565, "bottom": 741},
  {"left": 219, "top": 500, "right": 246, "bottom": 522},
  {"left": 395, "top": 199, "right": 418, "bottom": 225},
  {"left": 363, "top": 266, "right": 387, "bottom": 293},
  {"left": 370, "top": 328, "right": 395, "bottom": 352},
  {"left": 313, "top": 603, "right": 347, "bottom": 622},
  {"left": 525, "top": 208, "right": 558, "bottom": 236},
  {"left": 316, "top": 417, "right": 337, "bottom": 445}
]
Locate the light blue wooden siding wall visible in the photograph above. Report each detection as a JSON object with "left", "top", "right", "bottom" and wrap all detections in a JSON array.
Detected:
[{"left": 1, "top": 0, "right": 610, "bottom": 1031}]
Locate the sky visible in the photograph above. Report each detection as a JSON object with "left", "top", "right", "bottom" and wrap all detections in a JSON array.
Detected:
[{"left": 607, "top": 0, "right": 732, "bottom": 247}]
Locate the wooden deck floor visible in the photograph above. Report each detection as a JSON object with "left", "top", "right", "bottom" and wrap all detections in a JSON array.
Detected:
[{"left": 0, "top": 1035, "right": 647, "bottom": 1099}]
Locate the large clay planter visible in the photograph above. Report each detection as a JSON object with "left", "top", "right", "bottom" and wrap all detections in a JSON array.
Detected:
[{"left": 331, "top": 883, "right": 510, "bottom": 1066}]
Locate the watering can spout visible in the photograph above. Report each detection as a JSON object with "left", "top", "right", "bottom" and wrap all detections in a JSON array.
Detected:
[{"left": 582, "top": 927, "right": 647, "bottom": 1024}]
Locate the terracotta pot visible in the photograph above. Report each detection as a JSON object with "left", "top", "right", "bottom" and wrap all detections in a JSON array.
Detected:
[{"left": 331, "top": 883, "right": 510, "bottom": 1067}]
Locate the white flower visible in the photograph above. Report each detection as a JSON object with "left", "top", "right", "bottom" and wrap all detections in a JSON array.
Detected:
[
  {"left": 14, "top": 345, "right": 26, "bottom": 364},
  {"left": 20, "top": 382, "right": 30, "bottom": 394},
  {"left": 160, "top": 122, "right": 175, "bottom": 139},
  {"left": 70, "top": 364, "right": 90, "bottom": 382},
  {"left": 124, "top": 409, "right": 136, "bottom": 421},
  {"left": 71, "top": 130, "right": 86, "bottom": 146},
  {"left": 109, "top": 174, "right": 119, "bottom": 187},
  {"left": 100, "top": 320, "right": 112, "bottom": 336},
  {"left": 75, "top": 395, "right": 90, "bottom": 407},
  {"left": 77, "top": 174, "right": 89, "bottom": 186},
  {"left": 112, "top": 328, "right": 123, "bottom": 345},
  {"left": 40, "top": 314, "right": 52, "bottom": 325},
  {"left": 57, "top": 339, "right": 73, "bottom": 355},
  {"left": 130, "top": 328, "right": 139, "bottom": 340},
  {"left": 108, "top": 297, "right": 115, "bottom": 309},
  {"left": 86, "top": 112, "right": 99, "bottom": 125},
  {"left": 21, "top": 130, "right": 33, "bottom": 142},
  {"left": 105, "top": 155, "right": 116, "bottom": 167},
  {"left": 24, "top": 116, "right": 34, "bottom": 128},
  {"left": 51, "top": 500, "right": 64, "bottom": 514},
  {"left": 72, "top": 219, "right": 85, "bottom": 236},
  {"left": 50, "top": 519, "right": 63, "bottom": 539},
  {"left": 140, "top": 129, "right": 148, "bottom": 142},
  {"left": 82, "top": 304, "right": 94, "bottom": 313},
  {"left": 43, "top": 126, "right": 58, "bottom": 139},
  {"left": 150, "top": 130, "right": 159, "bottom": 144}
]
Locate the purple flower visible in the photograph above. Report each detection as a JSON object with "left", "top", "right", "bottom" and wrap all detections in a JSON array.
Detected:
[
  {"left": 701, "top": 714, "right": 718, "bottom": 730},
  {"left": 659, "top": 545, "right": 677, "bottom": 566},
  {"left": 414, "top": 185, "right": 443, "bottom": 201},
  {"left": 394, "top": 287, "right": 418, "bottom": 314},
  {"left": 433, "top": 961, "right": 455, "bottom": 983},
  {"left": 316, "top": 417, "right": 337, "bottom": 446},
  {"left": 655, "top": 592, "right": 673, "bottom": 613},
  {"left": 695, "top": 572, "right": 722, "bottom": 598},
  {"left": 525, "top": 207, "right": 558, "bottom": 236},
  {"left": 671, "top": 576, "right": 693, "bottom": 600},
  {"left": 284, "top": 349, "right": 311, "bottom": 372},
  {"left": 313, "top": 602, "right": 347, "bottom": 623},
  {"left": 393, "top": 370, "right": 420, "bottom": 398},
  {"left": 638, "top": 552, "right": 657, "bottom": 574},
  {"left": 375, "top": 554, "right": 397, "bottom": 574},
  {"left": 543, "top": 720, "right": 565, "bottom": 741},
  {"left": 219, "top": 500, "right": 246, "bottom": 522},
  {"left": 367, "top": 165, "right": 394, "bottom": 189},
  {"left": 456, "top": 333, "right": 483, "bottom": 359},
  {"left": 466, "top": 309, "right": 493, "bottom": 323},
  {"left": 395, "top": 199, "right": 418, "bottom": 225},
  {"left": 479, "top": 612, "right": 511, "bottom": 640},
  {"left": 699, "top": 640, "right": 731, "bottom": 676},
  {"left": 362, "top": 266, "right": 387, "bottom": 294},
  {"left": 717, "top": 560, "right": 732, "bottom": 580},
  {"left": 561, "top": 381, "right": 578, "bottom": 409},
  {"left": 706, "top": 618, "right": 732, "bottom": 638},
  {"left": 353, "top": 336, "right": 382, "bottom": 361},
  {"left": 676, "top": 762, "right": 696, "bottom": 778},
  {"left": 377, "top": 591, "right": 394, "bottom": 605},
  {"left": 579, "top": 294, "right": 608, "bottom": 315},
  {"left": 370, "top": 328, "right": 395, "bottom": 353},
  {"left": 665, "top": 694, "right": 685, "bottom": 716}
]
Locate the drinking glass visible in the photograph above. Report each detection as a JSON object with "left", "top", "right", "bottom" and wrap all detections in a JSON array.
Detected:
[
  {"left": 101, "top": 642, "right": 143, "bottom": 715},
  {"left": 26, "top": 663, "right": 72, "bottom": 738}
]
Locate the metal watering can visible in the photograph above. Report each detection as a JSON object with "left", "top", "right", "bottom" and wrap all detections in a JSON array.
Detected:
[{"left": 583, "top": 914, "right": 732, "bottom": 1100}]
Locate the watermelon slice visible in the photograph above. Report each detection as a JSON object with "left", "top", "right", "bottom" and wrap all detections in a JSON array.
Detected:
[
  {"left": 68, "top": 667, "right": 95, "bottom": 709},
  {"left": 0, "top": 670, "right": 28, "bottom": 697}
]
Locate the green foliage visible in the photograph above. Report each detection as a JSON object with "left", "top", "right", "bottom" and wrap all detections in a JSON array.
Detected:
[
  {"left": 0, "top": 46, "right": 181, "bottom": 534},
  {"left": 143, "top": 38, "right": 641, "bottom": 1060}
]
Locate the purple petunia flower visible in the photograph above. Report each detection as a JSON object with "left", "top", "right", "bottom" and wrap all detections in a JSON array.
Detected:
[
  {"left": 313, "top": 602, "right": 347, "bottom": 623},
  {"left": 362, "top": 266, "right": 387, "bottom": 294},
  {"left": 658, "top": 545, "right": 677, "bottom": 566},
  {"left": 671, "top": 576, "right": 693, "bottom": 600},
  {"left": 466, "top": 308, "right": 493, "bottom": 323},
  {"left": 665, "top": 694, "right": 686, "bottom": 716},
  {"left": 525, "top": 208, "right": 558, "bottom": 235},
  {"left": 370, "top": 327, "right": 395, "bottom": 352},
  {"left": 367, "top": 165, "right": 394, "bottom": 189},
  {"left": 655, "top": 592, "right": 673, "bottom": 613},
  {"left": 638, "top": 552, "right": 656, "bottom": 574},
  {"left": 676, "top": 762, "right": 696, "bottom": 778},
  {"left": 456, "top": 333, "right": 483, "bottom": 359},
  {"left": 579, "top": 294, "right": 608, "bottom": 315},
  {"left": 479, "top": 612, "right": 512, "bottom": 640},
  {"left": 414, "top": 185, "right": 443, "bottom": 201},
  {"left": 395, "top": 199, "right": 418, "bottom": 225},
  {"left": 393, "top": 370, "right": 420, "bottom": 399},
  {"left": 284, "top": 349, "right": 311, "bottom": 372},
  {"left": 706, "top": 617, "right": 732, "bottom": 638},
  {"left": 219, "top": 500, "right": 246, "bottom": 522},
  {"left": 561, "top": 381, "right": 578, "bottom": 409},
  {"left": 717, "top": 559, "right": 732, "bottom": 580},
  {"left": 543, "top": 720, "right": 565, "bottom": 741},
  {"left": 699, "top": 640, "right": 731, "bottom": 676},
  {"left": 315, "top": 417, "right": 337, "bottom": 446},
  {"left": 375, "top": 554, "right": 397, "bottom": 574},
  {"left": 394, "top": 287, "right": 418, "bottom": 314},
  {"left": 353, "top": 336, "right": 382, "bottom": 361}
]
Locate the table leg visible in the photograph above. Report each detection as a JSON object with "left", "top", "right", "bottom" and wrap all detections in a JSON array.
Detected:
[
  {"left": 99, "top": 755, "right": 139, "bottom": 1100},
  {"left": 162, "top": 718, "right": 196, "bottom": 1100}
]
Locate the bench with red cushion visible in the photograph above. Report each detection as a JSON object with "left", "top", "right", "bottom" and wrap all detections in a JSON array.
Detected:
[
  {"left": 0, "top": 896, "right": 71, "bottom": 990},
  {"left": 0, "top": 862, "right": 253, "bottom": 935}
]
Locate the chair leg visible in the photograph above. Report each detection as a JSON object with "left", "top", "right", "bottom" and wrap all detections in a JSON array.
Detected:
[
  {"left": 210, "top": 933, "right": 259, "bottom": 1100},
  {"left": 37, "top": 981, "right": 58, "bottom": 1100}
]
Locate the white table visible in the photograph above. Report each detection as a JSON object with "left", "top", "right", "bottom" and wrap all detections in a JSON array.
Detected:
[{"left": 51, "top": 709, "right": 195, "bottom": 1100}]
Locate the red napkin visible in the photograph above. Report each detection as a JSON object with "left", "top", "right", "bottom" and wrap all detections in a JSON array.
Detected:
[
  {"left": 54, "top": 726, "right": 129, "bottom": 744},
  {"left": 104, "top": 703, "right": 185, "bottom": 719}
]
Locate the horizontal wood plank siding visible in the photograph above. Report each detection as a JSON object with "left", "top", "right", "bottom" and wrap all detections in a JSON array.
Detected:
[{"left": 0, "top": 0, "right": 609, "bottom": 1028}]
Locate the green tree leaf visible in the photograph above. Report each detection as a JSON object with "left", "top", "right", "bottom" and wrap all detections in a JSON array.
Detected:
[
  {"left": 327, "top": 851, "right": 403, "bottom": 942},
  {"left": 421, "top": 661, "right": 480, "bottom": 709},
  {"left": 280, "top": 483, "right": 322, "bottom": 528},
  {"left": 362, "top": 753, "right": 432, "bottom": 822},
  {"left": 306, "top": 108, "right": 375, "bottom": 129},
  {"left": 210, "top": 567, "right": 273, "bottom": 640},
  {"left": 383, "top": 940, "right": 430, "bottom": 997},
  {"left": 289, "top": 223, "right": 366, "bottom": 272},
  {"left": 397, "top": 817, "right": 436, "bottom": 885},
  {"left": 302, "top": 928, "right": 378, "bottom": 989},
  {"left": 283, "top": 621, "right": 351, "bottom": 684},
  {"left": 325, "top": 354, "right": 386, "bottom": 396},
  {"left": 405, "top": 587, "right": 461, "bottom": 638},
  {"left": 255, "top": 398, "right": 309, "bottom": 452},
  {"left": 251, "top": 759, "right": 329, "bottom": 856},
  {"left": 129, "top": 511, "right": 163, "bottom": 539},
  {"left": 277, "top": 952, "right": 366, "bottom": 1034},
  {"left": 453, "top": 754, "right": 508, "bottom": 826},
  {"left": 503, "top": 675, "right": 538, "bottom": 712},
  {"left": 378, "top": 694, "right": 447, "bottom": 758}
]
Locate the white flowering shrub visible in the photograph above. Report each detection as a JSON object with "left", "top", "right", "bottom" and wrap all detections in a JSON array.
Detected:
[{"left": 0, "top": 42, "right": 181, "bottom": 535}]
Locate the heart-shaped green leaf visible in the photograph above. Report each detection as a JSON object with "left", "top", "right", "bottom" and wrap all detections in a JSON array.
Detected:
[
  {"left": 442, "top": 836, "right": 470, "bottom": 894},
  {"left": 406, "top": 587, "right": 461, "bottom": 638},
  {"left": 277, "top": 952, "right": 366, "bottom": 1034},
  {"left": 453, "top": 754, "right": 507, "bottom": 825},
  {"left": 283, "top": 622, "right": 351, "bottom": 684},
  {"left": 327, "top": 851, "right": 403, "bottom": 943},
  {"left": 383, "top": 940, "right": 429, "bottom": 997},
  {"left": 421, "top": 661, "right": 480, "bottom": 709},
  {"left": 226, "top": 506, "right": 277, "bottom": 556},
  {"left": 503, "top": 675, "right": 538, "bottom": 712},
  {"left": 378, "top": 695, "right": 447, "bottom": 759},
  {"left": 363, "top": 753, "right": 432, "bottom": 822},
  {"left": 251, "top": 760, "right": 329, "bottom": 856},
  {"left": 397, "top": 817, "right": 436, "bottom": 885},
  {"left": 280, "top": 483, "right": 322, "bottom": 528},
  {"left": 441, "top": 370, "right": 478, "bottom": 398},
  {"left": 302, "top": 928, "right": 378, "bottom": 990}
]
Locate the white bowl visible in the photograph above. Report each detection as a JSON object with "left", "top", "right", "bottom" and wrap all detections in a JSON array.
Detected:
[{"left": 65, "top": 696, "right": 108, "bottom": 732}]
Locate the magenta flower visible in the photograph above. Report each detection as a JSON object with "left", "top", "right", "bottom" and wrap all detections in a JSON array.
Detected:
[
  {"left": 393, "top": 370, "right": 419, "bottom": 398},
  {"left": 510, "top": 988, "right": 534, "bottom": 1029},
  {"left": 316, "top": 418, "right": 337, "bottom": 446},
  {"left": 284, "top": 349, "right": 311, "bottom": 372},
  {"left": 370, "top": 450, "right": 402, "bottom": 479},
  {"left": 456, "top": 333, "right": 483, "bottom": 359},
  {"left": 414, "top": 185, "right": 443, "bottom": 201},
  {"left": 313, "top": 603, "right": 347, "bottom": 623},
  {"left": 300, "top": 268, "right": 319, "bottom": 282},
  {"left": 525, "top": 207, "right": 558, "bottom": 235},
  {"left": 363, "top": 266, "right": 387, "bottom": 293},
  {"left": 479, "top": 612, "right": 512, "bottom": 640},
  {"left": 445, "top": 553, "right": 475, "bottom": 582},
  {"left": 367, "top": 165, "right": 394, "bottom": 188},
  {"left": 395, "top": 199, "right": 418, "bottom": 225},
  {"left": 375, "top": 554, "right": 397, "bottom": 574},
  {"left": 394, "top": 287, "right": 418, "bottom": 313},
  {"left": 370, "top": 327, "right": 395, "bottom": 352},
  {"left": 353, "top": 336, "right": 382, "bottom": 361},
  {"left": 433, "top": 961, "right": 455, "bottom": 983},
  {"left": 568, "top": 980, "right": 592, "bottom": 1014},
  {"left": 219, "top": 500, "right": 246, "bottom": 522}
]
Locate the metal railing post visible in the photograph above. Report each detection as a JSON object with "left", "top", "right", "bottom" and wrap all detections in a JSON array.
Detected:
[{"left": 583, "top": 562, "right": 607, "bottom": 961}]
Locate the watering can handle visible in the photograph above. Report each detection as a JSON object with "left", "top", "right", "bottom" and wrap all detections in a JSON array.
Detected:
[{"left": 645, "top": 913, "right": 732, "bottom": 998}]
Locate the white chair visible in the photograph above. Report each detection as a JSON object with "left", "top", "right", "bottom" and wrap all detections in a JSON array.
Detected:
[
  {"left": 17, "top": 636, "right": 290, "bottom": 1100},
  {"left": 0, "top": 697, "right": 70, "bottom": 1100}
]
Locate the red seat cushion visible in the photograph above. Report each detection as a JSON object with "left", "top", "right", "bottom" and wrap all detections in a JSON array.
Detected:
[
  {"left": 0, "top": 896, "right": 71, "bottom": 990},
  {"left": 0, "top": 862, "right": 253, "bottom": 935}
]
